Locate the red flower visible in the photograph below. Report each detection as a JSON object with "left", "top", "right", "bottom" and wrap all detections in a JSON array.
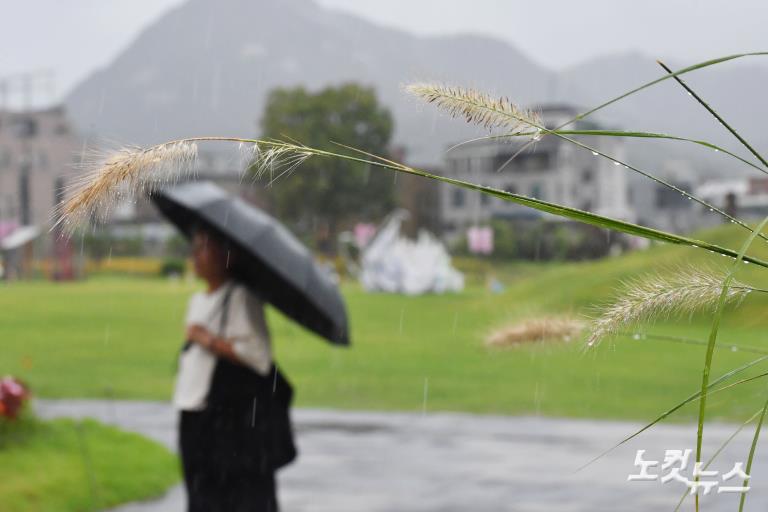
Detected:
[{"left": 0, "top": 376, "right": 29, "bottom": 420}]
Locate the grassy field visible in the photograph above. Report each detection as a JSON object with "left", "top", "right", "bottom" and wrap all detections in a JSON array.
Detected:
[
  {"left": 4, "top": 224, "right": 768, "bottom": 422},
  {"left": 0, "top": 417, "right": 178, "bottom": 512}
]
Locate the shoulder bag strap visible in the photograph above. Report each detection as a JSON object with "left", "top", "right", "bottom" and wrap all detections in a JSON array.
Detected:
[{"left": 217, "top": 283, "right": 234, "bottom": 336}]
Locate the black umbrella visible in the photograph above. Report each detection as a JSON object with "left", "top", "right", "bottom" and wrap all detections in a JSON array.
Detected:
[{"left": 152, "top": 181, "right": 349, "bottom": 346}]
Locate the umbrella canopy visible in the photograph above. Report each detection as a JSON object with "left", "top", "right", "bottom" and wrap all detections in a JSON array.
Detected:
[{"left": 152, "top": 181, "right": 349, "bottom": 346}]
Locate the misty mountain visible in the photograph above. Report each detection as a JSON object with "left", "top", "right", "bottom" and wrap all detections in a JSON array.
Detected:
[{"left": 66, "top": 0, "right": 768, "bottom": 175}]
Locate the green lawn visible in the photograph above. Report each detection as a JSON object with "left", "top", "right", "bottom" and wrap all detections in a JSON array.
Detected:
[
  {"left": 0, "top": 417, "right": 178, "bottom": 512},
  {"left": 4, "top": 224, "right": 768, "bottom": 422}
]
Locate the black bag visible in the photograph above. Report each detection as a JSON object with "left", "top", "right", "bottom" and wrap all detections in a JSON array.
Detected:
[{"left": 203, "top": 285, "right": 298, "bottom": 473}]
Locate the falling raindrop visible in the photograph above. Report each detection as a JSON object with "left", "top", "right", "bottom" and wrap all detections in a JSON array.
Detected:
[
  {"left": 97, "top": 88, "right": 106, "bottom": 117},
  {"left": 632, "top": 333, "right": 641, "bottom": 340},
  {"left": 422, "top": 377, "right": 429, "bottom": 415},
  {"left": 211, "top": 66, "right": 221, "bottom": 111},
  {"left": 731, "top": 346, "right": 739, "bottom": 352}
]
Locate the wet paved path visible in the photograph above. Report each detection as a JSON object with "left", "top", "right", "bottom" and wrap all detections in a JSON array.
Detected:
[{"left": 35, "top": 400, "right": 768, "bottom": 511}]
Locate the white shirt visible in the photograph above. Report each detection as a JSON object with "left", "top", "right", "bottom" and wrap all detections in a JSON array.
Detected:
[{"left": 173, "top": 281, "right": 272, "bottom": 411}]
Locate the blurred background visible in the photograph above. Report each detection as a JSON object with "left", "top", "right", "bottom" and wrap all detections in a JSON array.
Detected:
[{"left": 3, "top": 1, "right": 768, "bottom": 511}]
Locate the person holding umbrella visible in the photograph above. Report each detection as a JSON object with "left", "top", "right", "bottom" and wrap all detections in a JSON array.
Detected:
[
  {"left": 153, "top": 181, "right": 350, "bottom": 512},
  {"left": 174, "top": 226, "right": 282, "bottom": 511}
]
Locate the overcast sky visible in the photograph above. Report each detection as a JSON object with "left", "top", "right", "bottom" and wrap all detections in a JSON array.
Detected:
[{"left": 2, "top": 0, "right": 766, "bottom": 105}]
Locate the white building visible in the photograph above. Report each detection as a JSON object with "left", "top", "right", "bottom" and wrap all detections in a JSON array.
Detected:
[
  {"left": 0, "top": 106, "right": 81, "bottom": 231},
  {"left": 696, "top": 176, "right": 768, "bottom": 221},
  {"left": 439, "top": 105, "right": 634, "bottom": 238}
]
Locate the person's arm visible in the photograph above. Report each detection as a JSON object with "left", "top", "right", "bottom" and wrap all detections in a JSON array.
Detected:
[
  {"left": 186, "top": 324, "right": 242, "bottom": 363},
  {"left": 187, "top": 287, "right": 271, "bottom": 373}
]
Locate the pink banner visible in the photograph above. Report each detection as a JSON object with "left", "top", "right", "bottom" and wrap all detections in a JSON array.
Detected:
[{"left": 467, "top": 226, "right": 493, "bottom": 255}]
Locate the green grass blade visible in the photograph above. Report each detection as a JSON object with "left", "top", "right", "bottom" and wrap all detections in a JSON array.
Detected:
[
  {"left": 706, "top": 369, "right": 768, "bottom": 397},
  {"left": 693, "top": 215, "right": 768, "bottom": 511},
  {"left": 623, "top": 332, "right": 768, "bottom": 356},
  {"left": 317, "top": 143, "right": 768, "bottom": 269},
  {"left": 452, "top": 128, "right": 768, "bottom": 242},
  {"left": 407, "top": 84, "right": 763, "bottom": 242},
  {"left": 673, "top": 409, "right": 763, "bottom": 512},
  {"left": 739, "top": 395, "right": 768, "bottom": 511},
  {"left": 500, "top": 129, "right": 768, "bottom": 176},
  {"left": 130, "top": 136, "right": 767, "bottom": 253},
  {"left": 574, "top": 52, "right": 768, "bottom": 125},
  {"left": 504, "top": 52, "right": 768, "bottom": 161},
  {"left": 575, "top": 355, "right": 768, "bottom": 472},
  {"left": 547, "top": 132, "right": 763, "bottom": 243},
  {"left": 658, "top": 60, "right": 768, "bottom": 170}
]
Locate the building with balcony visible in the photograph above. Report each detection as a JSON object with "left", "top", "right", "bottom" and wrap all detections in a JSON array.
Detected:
[{"left": 439, "top": 105, "right": 634, "bottom": 241}]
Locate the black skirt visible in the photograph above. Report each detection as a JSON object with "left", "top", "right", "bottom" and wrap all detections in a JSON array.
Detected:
[{"left": 180, "top": 409, "right": 279, "bottom": 512}]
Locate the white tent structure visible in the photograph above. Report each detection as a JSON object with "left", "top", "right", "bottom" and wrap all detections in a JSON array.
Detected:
[
  {"left": 360, "top": 211, "right": 464, "bottom": 295},
  {"left": 1, "top": 226, "right": 40, "bottom": 251},
  {"left": 0, "top": 225, "right": 40, "bottom": 280}
]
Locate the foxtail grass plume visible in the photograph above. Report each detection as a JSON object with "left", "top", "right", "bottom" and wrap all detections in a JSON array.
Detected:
[
  {"left": 587, "top": 267, "right": 751, "bottom": 347},
  {"left": 486, "top": 315, "right": 585, "bottom": 347},
  {"left": 55, "top": 137, "right": 318, "bottom": 234},
  {"left": 250, "top": 143, "right": 313, "bottom": 186},
  {"left": 405, "top": 82, "right": 542, "bottom": 135},
  {"left": 56, "top": 141, "right": 198, "bottom": 233}
]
